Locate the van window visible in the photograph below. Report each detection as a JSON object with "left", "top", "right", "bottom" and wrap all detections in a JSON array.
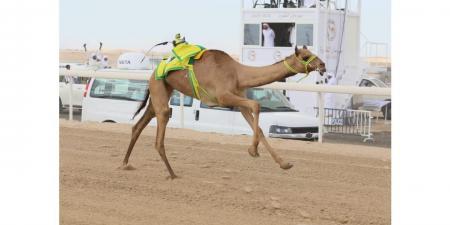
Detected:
[
  {"left": 296, "top": 24, "right": 314, "bottom": 46},
  {"left": 247, "top": 88, "right": 297, "bottom": 112},
  {"left": 170, "top": 91, "right": 193, "bottom": 107},
  {"left": 359, "top": 79, "right": 376, "bottom": 87},
  {"left": 369, "top": 79, "right": 388, "bottom": 88},
  {"left": 59, "top": 76, "right": 89, "bottom": 84},
  {"left": 89, "top": 78, "right": 148, "bottom": 101},
  {"left": 78, "top": 77, "right": 90, "bottom": 84}
]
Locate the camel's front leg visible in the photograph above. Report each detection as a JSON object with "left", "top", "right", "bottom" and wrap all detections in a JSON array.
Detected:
[
  {"left": 239, "top": 107, "right": 261, "bottom": 157},
  {"left": 240, "top": 107, "right": 293, "bottom": 170},
  {"left": 218, "top": 93, "right": 293, "bottom": 170}
]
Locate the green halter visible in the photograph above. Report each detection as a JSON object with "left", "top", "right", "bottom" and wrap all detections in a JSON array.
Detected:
[{"left": 283, "top": 55, "right": 317, "bottom": 82}]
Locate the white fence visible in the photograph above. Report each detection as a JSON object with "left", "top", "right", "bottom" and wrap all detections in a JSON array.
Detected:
[
  {"left": 60, "top": 68, "right": 391, "bottom": 143},
  {"left": 317, "top": 108, "right": 373, "bottom": 142}
]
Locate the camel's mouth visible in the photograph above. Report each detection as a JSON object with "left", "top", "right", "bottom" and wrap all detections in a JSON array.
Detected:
[{"left": 319, "top": 68, "right": 326, "bottom": 76}]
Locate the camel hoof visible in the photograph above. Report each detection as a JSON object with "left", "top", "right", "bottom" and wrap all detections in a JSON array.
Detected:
[
  {"left": 118, "top": 164, "right": 136, "bottom": 170},
  {"left": 248, "top": 146, "right": 260, "bottom": 158},
  {"left": 166, "top": 175, "right": 179, "bottom": 180},
  {"left": 280, "top": 162, "right": 293, "bottom": 170}
]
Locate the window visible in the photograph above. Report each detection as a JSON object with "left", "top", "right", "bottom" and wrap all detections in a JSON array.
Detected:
[
  {"left": 296, "top": 24, "right": 314, "bottom": 46},
  {"left": 261, "top": 23, "right": 295, "bottom": 47},
  {"left": 247, "top": 88, "right": 297, "bottom": 112},
  {"left": 170, "top": 90, "right": 193, "bottom": 107},
  {"left": 369, "top": 79, "right": 388, "bottom": 88},
  {"left": 89, "top": 78, "right": 148, "bottom": 101},
  {"left": 359, "top": 79, "right": 376, "bottom": 87},
  {"left": 78, "top": 77, "right": 90, "bottom": 84},
  {"left": 244, "top": 24, "right": 260, "bottom": 45},
  {"left": 59, "top": 75, "right": 89, "bottom": 84}
]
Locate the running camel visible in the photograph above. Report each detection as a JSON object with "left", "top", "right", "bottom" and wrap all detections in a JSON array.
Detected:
[{"left": 120, "top": 45, "right": 326, "bottom": 179}]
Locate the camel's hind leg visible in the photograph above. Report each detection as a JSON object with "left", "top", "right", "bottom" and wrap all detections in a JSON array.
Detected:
[
  {"left": 239, "top": 107, "right": 293, "bottom": 170},
  {"left": 120, "top": 103, "right": 156, "bottom": 169},
  {"left": 150, "top": 80, "right": 177, "bottom": 179}
]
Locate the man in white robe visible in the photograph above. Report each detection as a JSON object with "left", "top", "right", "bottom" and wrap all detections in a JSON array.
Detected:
[{"left": 262, "top": 23, "right": 275, "bottom": 47}]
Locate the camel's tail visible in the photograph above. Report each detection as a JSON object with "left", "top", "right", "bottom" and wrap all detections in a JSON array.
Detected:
[{"left": 132, "top": 88, "right": 150, "bottom": 120}]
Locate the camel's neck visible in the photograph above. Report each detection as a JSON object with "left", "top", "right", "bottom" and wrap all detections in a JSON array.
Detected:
[{"left": 236, "top": 58, "right": 297, "bottom": 89}]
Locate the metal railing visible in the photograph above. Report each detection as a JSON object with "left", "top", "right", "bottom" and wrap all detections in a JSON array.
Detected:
[
  {"left": 315, "top": 107, "right": 373, "bottom": 142},
  {"left": 59, "top": 68, "right": 391, "bottom": 143}
]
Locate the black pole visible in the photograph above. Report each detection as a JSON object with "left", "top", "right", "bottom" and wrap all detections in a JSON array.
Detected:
[{"left": 140, "top": 41, "right": 169, "bottom": 63}]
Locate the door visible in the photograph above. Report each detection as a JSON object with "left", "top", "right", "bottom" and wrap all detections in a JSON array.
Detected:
[
  {"left": 59, "top": 75, "right": 69, "bottom": 105},
  {"left": 59, "top": 76, "right": 86, "bottom": 107},
  {"left": 352, "top": 79, "right": 389, "bottom": 110},
  {"left": 167, "top": 91, "right": 197, "bottom": 129},
  {"left": 192, "top": 102, "right": 236, "bottom": 134},
  {"left": 71, "top": 82, "right": 86, "bottom": 107}
]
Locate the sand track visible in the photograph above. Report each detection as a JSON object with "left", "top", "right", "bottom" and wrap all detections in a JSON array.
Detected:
[{"left": 60, "top": 120, "right": 390, "bottom": 225}]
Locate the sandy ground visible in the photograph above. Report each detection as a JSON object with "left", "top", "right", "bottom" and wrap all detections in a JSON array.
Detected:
[{"left": 60, "top": 120, "right": 390, "bottom": 225}]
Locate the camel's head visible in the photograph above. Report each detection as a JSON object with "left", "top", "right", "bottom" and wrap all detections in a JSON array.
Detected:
[{"left": 293, "top": 45, "right": 326, "bottom": 76}]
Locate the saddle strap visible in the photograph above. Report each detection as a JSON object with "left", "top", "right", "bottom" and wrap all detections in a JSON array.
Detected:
[{"left": 186, "top": 61, "right": 214, "bottom": 102}]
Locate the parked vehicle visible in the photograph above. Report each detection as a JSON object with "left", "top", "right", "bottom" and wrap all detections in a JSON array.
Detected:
[
  {"left": 81, "top": 78, "right": 149, "bottom": 122},
  {"left": 81, "top": 77, "right": 319, "bottom": 140},
  {"left": 59, "top": 63, "right": 90, "bottom": 111},
  {"left": 352, "top": 77, "right": 391, "bottom": 119},
  {"left": 59, "top": 43, "right": 112, "bottom": 111}
]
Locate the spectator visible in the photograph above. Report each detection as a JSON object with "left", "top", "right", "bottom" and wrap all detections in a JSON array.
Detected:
[{"left": 262, "top": 23, "right": 275, "bottom": 47}]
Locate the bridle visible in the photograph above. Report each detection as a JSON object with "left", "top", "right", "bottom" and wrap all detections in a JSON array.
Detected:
[{"left": 283, "top": 54, "right": 317, "bottom": 74}]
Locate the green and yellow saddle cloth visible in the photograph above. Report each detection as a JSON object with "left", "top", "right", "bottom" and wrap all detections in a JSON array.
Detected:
[{"left": 155, "top": 43, "right": 211, "bottom": 100}]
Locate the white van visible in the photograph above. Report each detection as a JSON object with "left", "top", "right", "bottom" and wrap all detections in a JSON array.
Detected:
[{"left": 81, "top": 77, "right": 319, "bottom": 139}]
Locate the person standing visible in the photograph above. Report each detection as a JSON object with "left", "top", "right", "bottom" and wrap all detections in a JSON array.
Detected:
[{"left": 262, "top": 23, "right": 275, "bottom": 47}]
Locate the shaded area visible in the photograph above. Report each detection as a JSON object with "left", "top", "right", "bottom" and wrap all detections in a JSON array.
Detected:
[{"left": 59, "top": 109, "right": 82, "bottom": 121}]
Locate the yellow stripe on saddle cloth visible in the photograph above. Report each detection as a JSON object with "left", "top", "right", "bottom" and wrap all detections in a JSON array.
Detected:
[
  {"left": 155, "top": 43, "right": 205, "bottom": 80},
  {"left": 155, "top": 43, "right": 210, "bottom": 100}
]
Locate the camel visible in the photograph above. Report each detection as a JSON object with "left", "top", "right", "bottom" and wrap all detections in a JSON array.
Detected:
[{"left": 120, "top": 45, "right": 326, "bottom": 179}]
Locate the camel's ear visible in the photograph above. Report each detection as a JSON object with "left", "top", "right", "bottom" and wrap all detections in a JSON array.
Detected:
[
  {"left": 295, "top": 45, "right": 299, "bottom": 55},
  {"left": 303, "top": 45, "right": 308, "bottom": 50}
]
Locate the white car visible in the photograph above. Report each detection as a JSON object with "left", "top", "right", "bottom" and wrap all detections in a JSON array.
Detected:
[
  {"left": 352, "top": 77, "right": 391, "bottom": 119},
  {"left": 82, "top": 77, "right": 319, "bottom": 140},
  {"left": 59, "top": 63, "right": 90, "bottom": 111}
]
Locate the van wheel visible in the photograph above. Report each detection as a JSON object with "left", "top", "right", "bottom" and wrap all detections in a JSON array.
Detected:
[
  {"left": 103, "top": 120, "right": 116, "bottom": 123},
  {"left": 59, "top": 98, "right": 63, "bottom": 112}
]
